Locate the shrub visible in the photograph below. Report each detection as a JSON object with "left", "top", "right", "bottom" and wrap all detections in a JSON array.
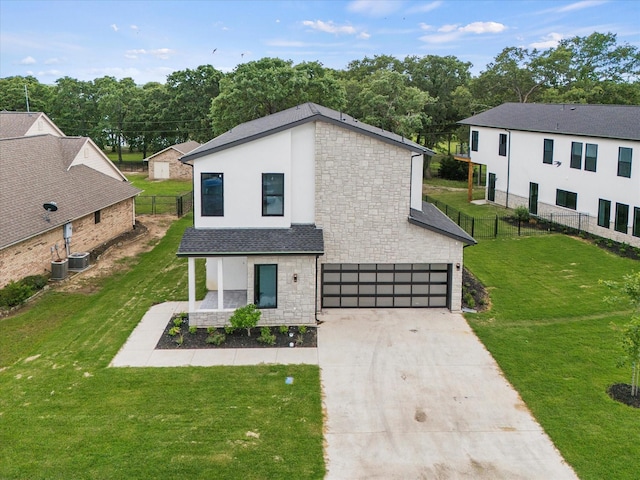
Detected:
[
  {"left": 22, "top": 275, "right": 48, "bottom": 291},
  {"left": 513, "top": 206, "right": 530, "bottom": 222},
  {"left": 295, "top": 334, "right": 304, "bottom": 346},
  {"left": 257, "top": 327, "right": 276, "bottom": 345},
  {"left": 173, "top": 316, "right": 183, "bottom": 327},
  {"left": 168, "top": 326, "right": 181, "bottom": 337},
  {"left": 206, "top": 332, "right": 226, "bottom": 346},
  {"left": 188, "top": 325, "right": 197, "bottom": 335},
  {"left": 298, "top": 325, "right": 308, "bottom": 334},
  {"left": 279, "top": 325, "right": 289, "bottom": 335},
  {"left": 438, "top": 155, "right": 467, "bottom": 181},
  {"left": 229, "top": 304, "right": 261, "bottom": 336},
  {"left": 0, "top": 281, "right": 34, "bottom": 308},
  {"left": 206, "top": 326, "right": 217, "bottom": 334}
]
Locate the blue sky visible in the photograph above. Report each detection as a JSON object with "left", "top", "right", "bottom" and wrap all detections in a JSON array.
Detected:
[{"left": 1, "top": 0, "right": 638, "bottom": 84}]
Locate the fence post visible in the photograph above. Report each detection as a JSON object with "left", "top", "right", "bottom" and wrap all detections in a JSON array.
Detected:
[
  {"left": 518, "top": 218, "right": 521, "bottom": 236},
  {"left": 578, "top": 213, "right": 582, "bottom": 233},
  {"left": 471, "top": 217, "right": 475, "bottom": 237},
  {"left": 176, "top": 195, "right": 183, "bottom": 217},
  {"left": 457, "top": 211, "right": 461, "bottom": 225},
  {"left": 494, "top": 215, "right": 499, "bottom": 238},
  {"left": 152, "top": 196, "right": 156, "bottom": 215}
]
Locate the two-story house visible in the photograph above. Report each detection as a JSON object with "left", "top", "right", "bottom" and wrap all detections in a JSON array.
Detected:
[
  {"left": 458, "top": 103, "right": 640, "bottom": 247},
  {"left": 177, "top": 103, "right": 475, "bottom": 327}
]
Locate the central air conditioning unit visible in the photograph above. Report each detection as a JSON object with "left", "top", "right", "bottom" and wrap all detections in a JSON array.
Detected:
[
  {"left": 51, "top": 259, "right": 68, "bottom": 280},
  {"left": 68, "top": 252, "right": 90, "bottom": 271}
]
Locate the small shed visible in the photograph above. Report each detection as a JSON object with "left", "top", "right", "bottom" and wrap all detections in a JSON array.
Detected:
[{"left": 145, "top": 141, "right": 201, "bottom": 180}]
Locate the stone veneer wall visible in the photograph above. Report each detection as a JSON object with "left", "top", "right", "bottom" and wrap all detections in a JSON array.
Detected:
[
  {"left": 188, "top": 254, "right": 318, "bottom": 327},
  {"left": 0, "top": 198, "right": 135, "bottom": 288},
  {"left": 490, "top": 190, "right": 639, "bottom": 247},
  {"left": 148, "top": 149, "right": 193, "bottom": 181},
  {"left": 314, "top": 121, "right": 465, "bottom": 311}
]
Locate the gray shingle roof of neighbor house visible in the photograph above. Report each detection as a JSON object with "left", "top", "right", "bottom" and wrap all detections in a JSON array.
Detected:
[
  {"left": 458, "top": 103, "right": 640, "bottom": 141},
  {"left": 177, "top": 224, "right": 324, "bottom": 256},
  {"left": 409, "top": 202, "right": 477, "bottom": 245},
  {"left": 181, "top": 102, "right": 434, "bottom": 163},
  {"left": 0, "top": 111, "right": 65, "bottom": 138},
  {"left": 143, "top": 140, "right": 201, "bottom": 161},
  {"left": 0, "top": 134, "right": 141, "bottom": 249}
]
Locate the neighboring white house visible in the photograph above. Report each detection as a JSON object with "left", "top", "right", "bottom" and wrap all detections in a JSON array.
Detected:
[
  {"left": 177, "top": 102, "right": 476, "bottom": 327},
  {"left": 458, "top": 103, "right": 640, "bottom": 247}
]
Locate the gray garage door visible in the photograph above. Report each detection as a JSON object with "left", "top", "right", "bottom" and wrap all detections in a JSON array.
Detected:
[{"left": 322, "top": 263, "right": 451, "bottom": 308}]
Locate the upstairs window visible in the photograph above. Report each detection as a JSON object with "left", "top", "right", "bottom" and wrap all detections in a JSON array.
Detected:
[
  {"left": 262, "top": 173, "right": 284, "bottom": 216},
  {"left": 471, "top": 130, "right": 479, "bottom": 151},
  {"left": 543, "top": 139, "right": 554, "bottom": 164},
  {"left": 498, "top": 133, "right": 507, "bottom": 156},
  {"left": 201, "top": 173, "right": 224, "bottom": 216},
  {"left": 584, "top": 143, "right": 598, "bottom": 172},
  {"left": 618, "top": 147, "right": 632, "bottom": 178},
  {"left": 556, "top": 189, "right": 577, "bottom": 210},
  {"left": 570, "top": 142, "right": 582, "bottom": 169}
]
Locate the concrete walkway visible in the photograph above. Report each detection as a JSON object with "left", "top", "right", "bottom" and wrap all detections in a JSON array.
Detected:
[
  {"left": 109, "top": 302, "right": 318, "bottom": 367},
  {"left": 318, "top": 309, "right": 578, "bottom": 480}
]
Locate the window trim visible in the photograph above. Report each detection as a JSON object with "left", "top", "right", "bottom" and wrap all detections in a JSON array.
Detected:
[
  {"left": 94, "top": 210, "right": 101, "bottom": 224},
  {"left": 543, "top": 138, "right": 553, "bottom": 164},
  {"left": 556, "top": 189, "right": 577, "bottom": 210},
  {"left": 615, "top": 203, "right": 629, "bottom": 234},
  {"left": 201, "top": 172, "right": 224, "bottom": 217},
  {"left": 254, "top": 264, "right": 277, "bottom": 309},
  {"left": 584, "top": 143, "right": 597, "bottom": 172},
  {"left": 597, "top": 199, "right": 611, "bottom": 229},
  {"left": 498, "top": 133, "right": 507, "bottom": 156},
  {"left": 471, "top": 130, "right": 479, "bottom": 152},
  {"left": 262, "top": 173, "right": 285, "bottom": 217},
  {"left": 617, "top": 147, "right": 632, "bottom": 178},
  {"left": 570, "top": 142, "right": 582, "bottom": 169},
  {"left": 633, "top": 207, "right": 640, "bottom": 238}
]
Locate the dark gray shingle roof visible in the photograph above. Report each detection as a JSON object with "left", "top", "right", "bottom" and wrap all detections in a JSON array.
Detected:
[
  {"left": 0, "top": 135, "right": 141, "bottom": 249},
  {"left": 177, "top": 224, "right": 324, "bottom": 256},
  {"left": 182, "top": 102, "right": 433, "bottom": 162},
  {"left": 144, "top": 140, "right": 201, "bottom": 161},
  {"left": 0, "top": 111, "right": 64, "bottom": 139},
  {"left": 409, "top": 202, "right": 476, "bottom": 245},
  {"left": 458, "top": 103, "right": 640, "bottom": 141}
]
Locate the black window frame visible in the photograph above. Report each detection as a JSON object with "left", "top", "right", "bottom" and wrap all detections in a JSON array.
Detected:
[
  {"left": 498, "top": 133, "right": 507, "bottom": 156},
  {"left": 254, "top": 264, "right": 277, "bottom": 309},
  {"left": 617, "top": 147, "right": 632, "bottom": 178},
  {"left": 584, "top": 143, "right": 598, "bottom": 172},
  {"left": 570, "top": 142, "right": 582, "bottom": 169},
  {"left": 201, "top": 173, "right": 224, "bottom": 217},
  {"left": 633, "top": 207, "right": 640, "bottom": 238},
  {"left": 597, "top": 199, "right": 611, "bottom": 229},
  {"left": 556, "top": 189, "right": 577, "bottom": 210},
  {"left": 262, "top": 173, "right": 284, "bottom": 217},
  {"left": 543, "top": 138, "right": 553, "bottom": 164},
  {"left": 615, "top": 203, "right": 629, "bottom": 234},
  {"left": 94, "top": 210, "right": 101, "bottom": 224},
  {"left": 471, "top": 130, "right": 479, "bottom": 152}
]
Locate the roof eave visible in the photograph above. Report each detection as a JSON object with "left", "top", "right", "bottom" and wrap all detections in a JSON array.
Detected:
[
  {"left": 407, "top": 216, "right": 477, "bottom": 246},
  {"left": 176, "top": 249, "right": 324, "bottom": 257}
]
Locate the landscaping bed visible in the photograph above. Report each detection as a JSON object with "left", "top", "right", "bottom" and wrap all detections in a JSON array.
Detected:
[
  {"left": 156, "top": 314, "right": 317, "bottom": 349},
  {"left": 608, "top": 383, "right": 640, "bottom": 408}
]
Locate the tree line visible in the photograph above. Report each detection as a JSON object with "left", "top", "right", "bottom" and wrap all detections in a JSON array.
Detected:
[{"left": 1, "top": 32, "right": 638, "bottom": 162}]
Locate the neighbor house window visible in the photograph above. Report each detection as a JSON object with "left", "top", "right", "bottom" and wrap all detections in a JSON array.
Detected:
[
  {"left": 615, "top": 203, "right": 629, "bottom": 234},
  {"left": 556, "top": 189, "right": 577, "bottom": 210},
  {"left": 585, "top": 143, "right": 598, "bottom": 172},
  {"left": 201, "top": 173, "right": 223, "bottom": 216},
  {"left": 597, "top": 199, "right": 611, "bottom": 228},
  {"left": 94, "top": 210, "right": 101, "bottom": 224},
  {"left": 498, "top": 133, "right": 507, "bottom": 156},
  {"left": 570, "top": 142, "right": 582, "bottom": 169},
  {"left": 543, "top": 139, "right": 554, "bottom": 164},
  {"left": 633, "top": 207, "right": 640, "bottom": 238},
  {"left": 471, "top": 130, "right": 479, "bottom": 152},
  {"left": 254, "top": 264, "right": 277, "bottom": 308},
  {"left": 618, "top": 147, "right": 632, "bottom": 178},
  {"left": 262, "top": 173, "right": 284, "bottom": 216}
]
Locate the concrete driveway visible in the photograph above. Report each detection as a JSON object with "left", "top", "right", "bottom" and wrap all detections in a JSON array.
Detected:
[{"left": 318, "top": 309, "right": 578, "bottom": 480}]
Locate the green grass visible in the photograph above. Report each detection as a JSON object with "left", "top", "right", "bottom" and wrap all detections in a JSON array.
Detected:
[
  {"left": 0, "top": 215, "right": 325, "bottom": 479},
  {"left": 424, "top": 181, "right": 507, "bottom": 216},
  {"left": 127, "top": 172, "right": 192, "bottom": 196},
  {"left": 104, "top": 150, "right": 145, "bottom": 162},
  {"left": 465, "top": 235, "right": 639, "bottom": 480}
]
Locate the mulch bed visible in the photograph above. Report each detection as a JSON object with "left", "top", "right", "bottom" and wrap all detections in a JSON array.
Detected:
[
  {"left": 607, "top": 383, "right": 640, "bottom": 408},
  {"left": 156, "top": 315, "right": 317, "bottom": 349}
]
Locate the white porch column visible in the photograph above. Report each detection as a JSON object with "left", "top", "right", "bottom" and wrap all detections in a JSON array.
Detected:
[
  {"left": 188, "top": 257, "right": 196, "bottom": 312},
  {"left": 217, "top": 257, "right": 224, "bottom": 310}
]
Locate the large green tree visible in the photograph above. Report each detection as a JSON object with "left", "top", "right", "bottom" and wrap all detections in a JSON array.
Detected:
[
  {"left": 210, "top": 58, "right": 346, "bottom": 134},
  {"left": 0, "top": 76, "right": 53, "bottom": 114},
  {"left": 49, "top": 76, "right": 100, "bottom": 138}
]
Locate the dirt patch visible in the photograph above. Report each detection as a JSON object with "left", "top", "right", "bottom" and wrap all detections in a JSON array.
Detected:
[
  {"left": 607, "top": 383, "right": 640, "bottom": 408},
  {"left": 462, "top": 267, "right": 490, "bottom": 312},
  {"left": 57, "top": 215, "right": 175, "bottom": 293}
]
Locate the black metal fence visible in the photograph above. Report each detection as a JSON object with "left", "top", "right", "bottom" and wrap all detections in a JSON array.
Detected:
[
  {"left": 116, "top": 161, "right": 148, "bottom": 172},
  {"left": 425, "top": 196, "right": 590, "bottom": 239},
  {"left": 136, "top": 191, "right": 193, "bottom": 217}
]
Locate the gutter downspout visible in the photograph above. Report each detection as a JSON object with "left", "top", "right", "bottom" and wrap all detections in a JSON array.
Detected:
[
  {"left": 315, "top": 255, "right": 320, "bottom": 323},
  {"left": 506, "top": 130, "right": 511, "bottom": 209}
]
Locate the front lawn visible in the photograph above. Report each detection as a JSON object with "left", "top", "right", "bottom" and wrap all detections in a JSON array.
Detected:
[
  {"left": 0, "top": 215, "right": 325, "bottom": 479},
  {"left": 465, "top": 235, "right": 639, "bottom": 480},
  {"left": 126, "top": 172, "right": 192, "bottom": 196}
]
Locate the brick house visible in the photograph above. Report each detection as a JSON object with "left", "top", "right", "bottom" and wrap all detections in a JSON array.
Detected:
[
  {"left": 145, "top": 140, "right": 201, "bottom": 180},
  {"left": 177, "top": 103, "right": 475, "bottom": 327},
  {"left": 0, "top": 112, "right": 141, "bottom": 288},
  {"left": 458, "top": 103, "right": 640, "bottom": 247}
]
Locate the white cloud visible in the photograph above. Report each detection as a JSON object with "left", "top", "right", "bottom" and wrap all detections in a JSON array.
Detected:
[
  {"left": 529, "top": 32, "right": 563, "bottom": 49},
  {"left": 419, "top": 23, "right": 433, "bottom": 31},
  {"left": 44, "top": 57, "right": 62, "bottom": 65},
  {"left": 409, "top": 1, "right": 443, "bottom": 13},
  {"left": 37, "top": 69, "right": 62, "bottom": 77},
  {"left": 19, "top": 56, "right": 36, "bottom": 65},
  {"left": 303, "top": 20, "right": 357, "bottom": 35},
  {"left": 358, "top": 31, "right": 371, "bottom": 40},
  {"left": 130, "top": 25, "right": 139, "bottom": 31},
  {"left": 347, "top": 0, "right": 403, "bottom": 16},
  {"left": 557, "top": 0, "right": 608, "bottom": 12},
  {"left": 125, "top": 48, "right": 175, "bottom": 60},
  {"left": 459, "top": 22, "right": 507, "bottom": 34},
  {"left": 110, "top": 24, "right": 118, "bottom": 32},
  {"left": 438, "top": 24, "right": 459, "bottom": 33}
]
